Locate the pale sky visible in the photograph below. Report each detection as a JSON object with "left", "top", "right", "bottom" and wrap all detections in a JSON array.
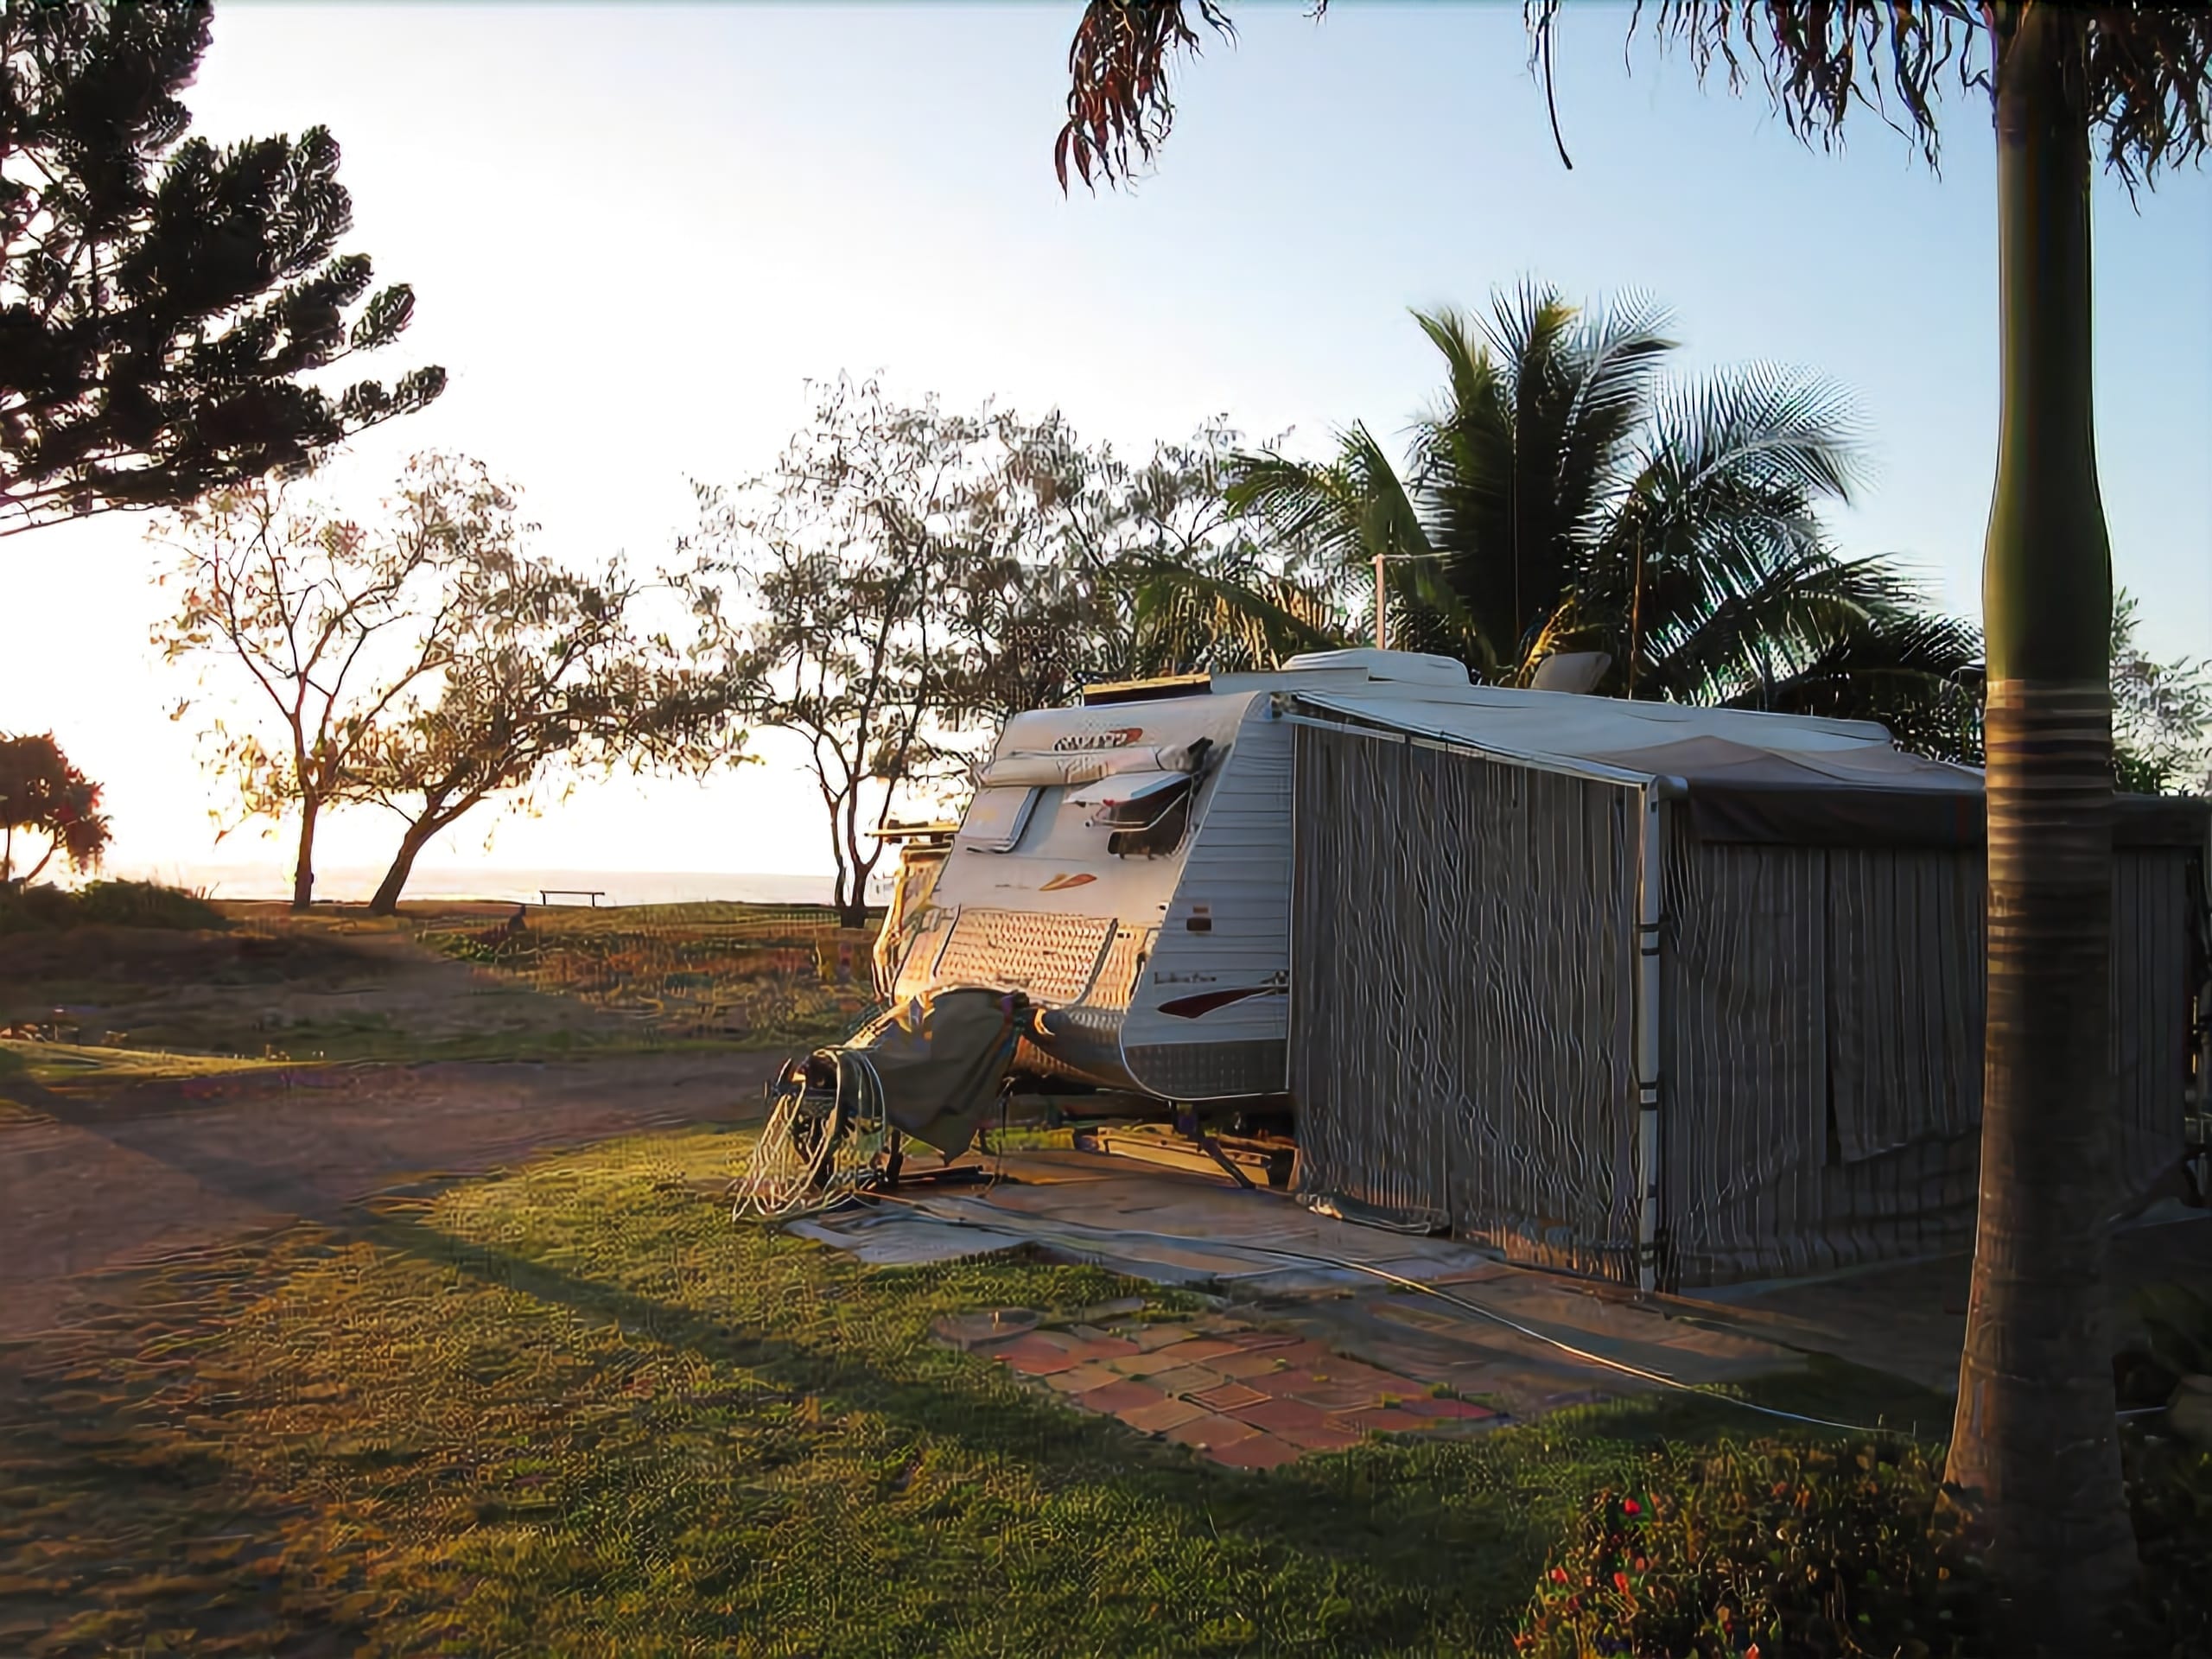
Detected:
[{"left": 4, "top": 3, "right": 2207, "bottom": 895}]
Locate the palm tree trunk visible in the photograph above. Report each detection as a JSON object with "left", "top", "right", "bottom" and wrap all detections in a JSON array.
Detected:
[
  {"left": 291, "top": 792, "right": 321, "bottom": 912},
  {"left": 1944, "top": 6, "right": 2133, "bottom": 1645}
]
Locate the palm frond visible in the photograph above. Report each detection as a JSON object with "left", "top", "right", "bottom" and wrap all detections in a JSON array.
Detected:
[
  {"left": 1127, "top": 559, "right": 1349, "bottom": 674},
  {"left": 1645, "top": 360, "right": 1866, "bottom": 507},
  {"left": 1224, "top": 448, "right": 1371, "bottom": 563},
  {"left": 1617, "top": 4, "right": 2212, "bottom": 184}
]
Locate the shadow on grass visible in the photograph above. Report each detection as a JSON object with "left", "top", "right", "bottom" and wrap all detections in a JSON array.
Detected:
[{"left": 0, "top": 1116, "right": 1958, "bottom": 1659}]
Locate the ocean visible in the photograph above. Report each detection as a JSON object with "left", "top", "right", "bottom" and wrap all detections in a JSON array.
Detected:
[{"left": 117, "top": 863, "right": 894, "bottom": 908}]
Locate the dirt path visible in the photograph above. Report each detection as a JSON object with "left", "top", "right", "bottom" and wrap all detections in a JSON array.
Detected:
[{"left": 0, "top": 1052, "right": 782, "bottom": 1342}]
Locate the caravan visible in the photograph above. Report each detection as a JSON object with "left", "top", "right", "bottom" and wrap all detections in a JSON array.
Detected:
[
  {"left": 882, "top": 651, "right": 1481, "bottom": 1107},
  {"left": 874, "top": 648, "right": 2209, "bottom": 1287}
]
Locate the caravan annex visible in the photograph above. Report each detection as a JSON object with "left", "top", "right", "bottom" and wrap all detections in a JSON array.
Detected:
[{"left": 882, "top": 649, "right": 2210, "bottom": 1290}]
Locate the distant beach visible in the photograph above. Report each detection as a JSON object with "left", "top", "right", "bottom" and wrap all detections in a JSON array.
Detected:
[{"left": 112, "top": 863, "right": 894, "bottom": 908}]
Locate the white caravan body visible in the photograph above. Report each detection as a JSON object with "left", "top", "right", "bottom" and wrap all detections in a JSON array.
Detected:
[
  {"left": 886, "top": 648, "right": 1948, "bottom": 1104},
  {"left": 888, "top": 675, "right": 1306, "bottom": 1103}
]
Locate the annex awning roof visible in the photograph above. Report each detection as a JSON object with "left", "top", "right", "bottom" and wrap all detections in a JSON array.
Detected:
[{"left": 1294, "top": 690, "right": 2209, "bottom": 849}]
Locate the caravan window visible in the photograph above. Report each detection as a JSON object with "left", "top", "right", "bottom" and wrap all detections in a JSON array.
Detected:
[
  {"left": 956, "top": 785, "right": 1039, "bottom": 853},
  {"left": 1068, "top": 770, "right": 1193, "bottom": 857}
]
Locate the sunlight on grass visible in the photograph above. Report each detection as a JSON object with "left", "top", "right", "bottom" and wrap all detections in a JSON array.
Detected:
[
  {"left": 0, "top": 1125, "right": 1949, "bottom": 1657},
  {"left": 0, "top": 1038, "right": 297, "bottom": 1088},
  {"left": 409, "top": 905, "right": 878, "bottom": 1051}
]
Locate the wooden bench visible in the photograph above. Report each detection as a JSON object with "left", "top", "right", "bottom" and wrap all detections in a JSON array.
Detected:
[{"left": 538, "top": 888, "right": 607, "bottom": 907}]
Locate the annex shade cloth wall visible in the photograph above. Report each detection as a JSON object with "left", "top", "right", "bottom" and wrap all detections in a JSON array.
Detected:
[
  {"left": 1287, "top": 716, "right": 2206, "bottom": 1288},
  {"left": 1662, "top": 837, "right": 2198, "bottom": 1282},
  {"left": 1290, "top": 721, "right": 1646, "bottom": 1280}
]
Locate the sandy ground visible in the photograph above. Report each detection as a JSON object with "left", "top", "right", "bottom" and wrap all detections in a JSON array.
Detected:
[{"left": 0, "top": 1052, "right": 781, "bottom": 1343}]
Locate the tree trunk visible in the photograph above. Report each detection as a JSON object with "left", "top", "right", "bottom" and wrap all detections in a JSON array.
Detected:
[
  {"left": 1944, "top": 7, "right": 2133, "bottom": 1647},
  {"left": 291, "top": 792, "right": 321, "bottom": 912},
  {"left": 830, "top": 855, "right": 869, "bottom": 931},
  {"left": 369, "top": 818, "right": 436, "bottom": 916}
]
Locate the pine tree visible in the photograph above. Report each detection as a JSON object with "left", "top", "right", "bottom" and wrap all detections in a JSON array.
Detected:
[{"left": 0, "top": 1, "right": 443, "bottom": 537}]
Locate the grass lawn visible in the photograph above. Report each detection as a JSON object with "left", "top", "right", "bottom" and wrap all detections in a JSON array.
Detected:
[
  {"left": 0, "top": 899, "right": 881, "bottom": 1082},
  {"left": 0, "top": 1124, "right": 1948, "bottom": 1658},
  {"left": 406, "top": 903, "right": 880, "bottom": 1053}
]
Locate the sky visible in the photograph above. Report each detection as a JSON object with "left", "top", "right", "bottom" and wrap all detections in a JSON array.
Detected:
[{"left": 3, "top": 3, "right": 2207, "bottom": 895}]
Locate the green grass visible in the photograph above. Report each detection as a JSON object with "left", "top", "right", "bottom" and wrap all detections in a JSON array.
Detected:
[{"left": 0, "top": 1124, "right": 1948, "bottom": 1658}]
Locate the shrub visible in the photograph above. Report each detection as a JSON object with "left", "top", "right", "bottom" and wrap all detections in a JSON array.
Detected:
[
  {"left": 2121, "top": 1427, "right": 2212, "bottom": 1655},
  {"left": 70, "top": 880, "right": 225, "bottom": 930},
  {"left": 1515, "top": 1440, "right": 1986, "bottom": 1659},
  {"left": 0, "top": 881, "right": 79, "bottom": 933},
  {"left": 2118, "top": 1281, "right": 2212, "bottom": 1653},
  {"left": 0, "top": 880, "right": 224, "bottom": 934}
]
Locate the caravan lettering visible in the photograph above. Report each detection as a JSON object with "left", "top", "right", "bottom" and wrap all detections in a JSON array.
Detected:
[{"left": 1051, "top": 728, "right": 1143, "bottom": 753}]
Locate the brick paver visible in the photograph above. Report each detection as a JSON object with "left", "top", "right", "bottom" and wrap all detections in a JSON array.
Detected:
[
  {"left": 1206, "top": 1433, "right": 1303, "bottom": 1470},
  {"left": 1071, "top": 1379, "right": 1162, "bottom": 1415},
  {"left": 1117, "top": 1395, "right": 1209, "bottom": 1434},
  {"left": 944, "top": 1310, "right": 1505, "bottom": 1468},
  {"left": 1166, "top": 1411, "right": 1260, "bottom": 1451}
]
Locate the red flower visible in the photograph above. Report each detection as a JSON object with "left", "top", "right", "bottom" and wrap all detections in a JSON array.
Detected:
[
  {"left": 1613, "top": 1571, "right": 1632, "bottom": 1594},
  {"left": 1621, "top": 1497, "right": 1642, "bottom": 1516},
  {"left": 1550, "top": 1567, "right": 1569, "bottom": 1584}
]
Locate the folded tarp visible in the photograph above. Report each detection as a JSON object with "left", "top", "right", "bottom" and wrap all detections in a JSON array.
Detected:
[{"left": 836, "top": 986, "right": 1030, "bottom": 1159}]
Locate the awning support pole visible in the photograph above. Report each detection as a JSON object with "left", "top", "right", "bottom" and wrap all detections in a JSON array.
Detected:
[{"left": 1635, "top": 785, "right": 1667, "bottom": 1296}]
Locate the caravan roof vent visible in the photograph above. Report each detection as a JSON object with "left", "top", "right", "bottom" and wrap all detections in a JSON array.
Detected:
[{"left": 1279, "top": 648, "right": 1471, "bottom": 686}]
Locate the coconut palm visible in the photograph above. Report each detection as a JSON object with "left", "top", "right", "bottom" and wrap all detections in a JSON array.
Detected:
[
  {"left": 1230, "top": 287, "right": 1983, "bottom": 756},
  {"left": 1050, "top": 5, "right": 2212, "bottom": 1642}
]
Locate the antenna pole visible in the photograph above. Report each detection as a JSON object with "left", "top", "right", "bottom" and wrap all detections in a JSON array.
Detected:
[{"left": 1373, "top": 551, "right": 1388, "bottom": 651}]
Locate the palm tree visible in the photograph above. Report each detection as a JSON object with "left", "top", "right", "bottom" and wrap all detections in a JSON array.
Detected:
[
  {"left": 1122, "top": 543, "right": 1353, "bottom": 677},
  {"left": 1230, "top": 287, "right": 1982, "bottom": 755},
  {"left": 1049, "top": 5, "right": 2212, "bottom": 1642}
]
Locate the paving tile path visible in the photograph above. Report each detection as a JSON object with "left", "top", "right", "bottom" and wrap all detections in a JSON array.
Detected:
[{"left": 934, "top": 1307, "right": 1502, "bottom": 1468}]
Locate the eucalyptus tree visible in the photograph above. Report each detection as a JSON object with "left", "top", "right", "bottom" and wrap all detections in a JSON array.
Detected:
[
  {"left": 1230, "top": 287, "right": 1981, "bottom": 757},
  {"left": 1050, "top": 3, "right": 2212, "bottom": 1642},
  {"left": 694, "top": 379, "right": 1344, "bottom": 923},
  {"left": 155, "top": 460, "right": 493, "bottom": 910},
  {"left": 350, "top": 546, "right": 729, "bottom": 918},
  {"left": 962, "top": 409, "right": 1349, "bottom": 713},
  {"left": 2110, "top": 589, "right": 2212, "bottom": 796}
]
